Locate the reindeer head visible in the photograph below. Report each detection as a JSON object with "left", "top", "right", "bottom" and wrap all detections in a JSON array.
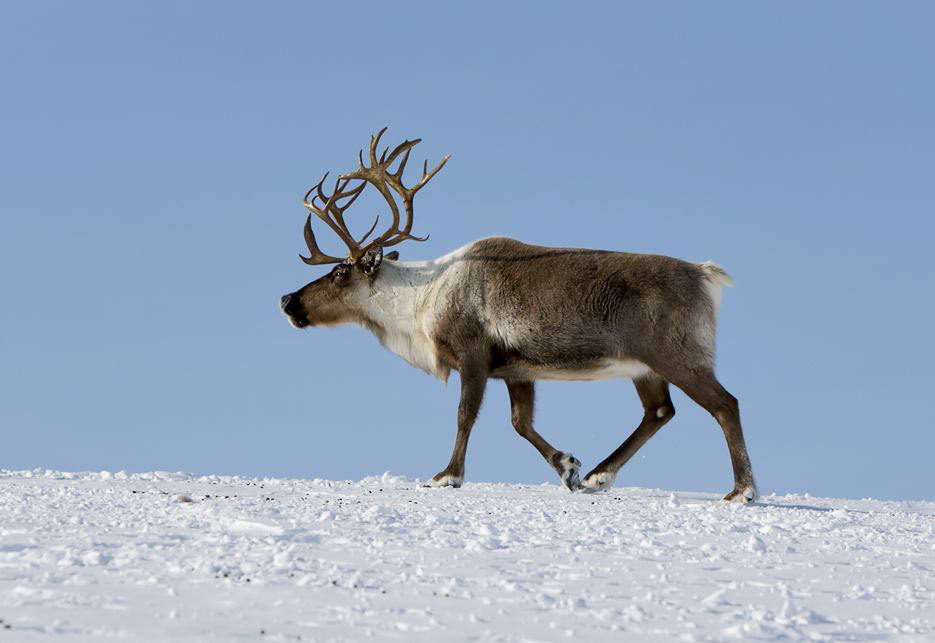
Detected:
[{"left": 281, "top": 128, "right": 448, "bottom": 329}]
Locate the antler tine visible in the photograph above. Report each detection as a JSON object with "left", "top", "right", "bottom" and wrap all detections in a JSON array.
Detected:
[
  {"left": 369, "top": 127, "right": 388, "bottom": 166},
  {"left": 412, "top": 155, "right": 450, "bottom": 195},
  {"left": 300, "top": 215, "right": 346, "bottom": 265},
  {"left": 383, "top": 139, "right": 420, "bottom": 170},
  {"left": 315, "top": 177, "right": 353, "bottom": 213},
  {"left": 378, "top": 229, "right": 429, "bottom": 248},
  {"left": 303, "top": 172, "right": 330, "bottom": 211},
  {"left": 399, "top": 147, "right": 413, "bottom": 175},
  {"left": 316, "top": 175, "right": 340, "bottom": 211},
  {"left": 313, "top": 174, "right": 342, "bottom": 210},
  {"left": 390, "top": 146, "right": 413, "bottom": 181},
  {"left": 357, "top": 215, "right": 380, "bottom": 244},
  {"left": 335, "top": 178, "right": 366, "bottom": 210}
]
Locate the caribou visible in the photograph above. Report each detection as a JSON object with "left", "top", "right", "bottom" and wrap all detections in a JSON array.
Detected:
[{"left": 280, "top": 129, "right": 757, "bottom": 502}]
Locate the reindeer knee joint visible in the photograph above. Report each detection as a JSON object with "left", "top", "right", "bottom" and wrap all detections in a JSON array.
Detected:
[
  {"left": 512, "top": 419, "right": 531, "bottom": 436},
  {"left": 510, "top": 411, "right": 522, "bottom": 430},
  {"left": 654, "top": 405, "right": 674, "bottom": 420},
  {"left": 714, "top": 395, "right": 739, "bottom": 424}
]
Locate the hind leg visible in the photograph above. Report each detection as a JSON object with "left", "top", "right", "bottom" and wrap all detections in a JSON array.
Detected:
[
  {"left": 506, "top": 380, "right": 581, "bottom": 491},
  {"left": 581, "top": 374, "right": 675, "bottom": 492},
  {"left": 665, "top": 369, "right": 757, "bottom": 502}
]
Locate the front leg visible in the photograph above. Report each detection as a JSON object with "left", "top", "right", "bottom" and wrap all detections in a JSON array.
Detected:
[
  {"left": 426, "top": 359, "right": 488, "bottom": 488},
  {"left": 506, "top": 380, "right": 580, "bottom": 491}
]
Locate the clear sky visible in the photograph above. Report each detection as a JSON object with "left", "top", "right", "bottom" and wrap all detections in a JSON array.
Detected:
[{"left": 2, "top": 2, "right": 933, "bottom": 500}]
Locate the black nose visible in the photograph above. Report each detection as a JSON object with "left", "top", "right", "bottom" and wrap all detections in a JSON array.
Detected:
[{"left": 280, "top": 294, "right": 292, "bottom": 310}]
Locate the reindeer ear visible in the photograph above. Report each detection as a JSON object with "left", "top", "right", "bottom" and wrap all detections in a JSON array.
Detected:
[
  {"left": 384, "top": 251, "right": 399, "bottom": 261},
  {"left": 359, "top": 246, "right": 384, "bottom": 275}
]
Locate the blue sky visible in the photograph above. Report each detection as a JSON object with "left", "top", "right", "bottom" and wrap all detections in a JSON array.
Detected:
[{"left": 2, "top": 2, "right": 933, "bottom": 500}]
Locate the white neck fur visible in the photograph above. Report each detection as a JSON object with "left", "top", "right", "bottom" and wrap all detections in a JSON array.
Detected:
[{"left": 347, "top": 245, "right": 475, "bottom": 381}]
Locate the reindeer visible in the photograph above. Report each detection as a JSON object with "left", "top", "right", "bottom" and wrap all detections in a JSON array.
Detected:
[{"left": 281, "top": 129, "right": 757, "bottom": 502}]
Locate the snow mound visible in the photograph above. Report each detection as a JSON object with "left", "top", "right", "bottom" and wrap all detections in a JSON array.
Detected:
[{"left": 1, "top": 471, "right": 933, "bottom": 640}]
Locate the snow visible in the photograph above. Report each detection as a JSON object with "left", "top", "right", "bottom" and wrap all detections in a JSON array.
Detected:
[{"left": 1, "top": 470, "right": 934, "bottom": 641}]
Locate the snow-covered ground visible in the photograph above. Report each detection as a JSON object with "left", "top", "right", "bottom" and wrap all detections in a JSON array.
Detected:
[{"left": 1, "top": 470, "right": 933, "bottom": 641}]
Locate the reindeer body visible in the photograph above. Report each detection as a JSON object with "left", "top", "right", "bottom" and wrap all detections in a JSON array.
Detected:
[
  {"left": 354, "top": 237, "right": 726, "bottom": 386},
  {"left": 281, "top": 130, "right": 757, "bottom": 502}
]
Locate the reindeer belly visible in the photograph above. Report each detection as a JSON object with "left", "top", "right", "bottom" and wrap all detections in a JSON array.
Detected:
[
  {"left": 534, "top": 359, "right": 651, "bottom": 381},
  {"left": 491, "top": 357, "right": 651, "bottom": 382}
]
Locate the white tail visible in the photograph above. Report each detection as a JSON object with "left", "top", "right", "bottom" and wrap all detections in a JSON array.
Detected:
[
  {"left": 698, "top": 261, "right": 734, "bottom": 313},
  {"left": 698, "top": 261, "right": 734, "bottom": 288}
]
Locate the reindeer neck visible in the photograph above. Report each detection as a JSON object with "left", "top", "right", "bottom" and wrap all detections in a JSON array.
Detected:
[{"left": 352, "top": 259, "right": 452, "bottom": 381}]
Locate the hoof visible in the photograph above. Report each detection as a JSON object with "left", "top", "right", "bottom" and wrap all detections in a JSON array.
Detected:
[
  {"left": 550, "top": 452, "right": 581, "bottom": 491},
  {"left": 423, "top": 472, "right": 463, "bottom": 488},
  {"left": 579, "top": 470, "right": 615, "bottom": 493},
  {"left": 723, "top": 485, "right": 758, "bottom": 503}
]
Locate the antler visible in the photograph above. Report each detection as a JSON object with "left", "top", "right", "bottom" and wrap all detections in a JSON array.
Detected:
[
  {"left": 299, "top": 173, "right": 371, "bottom": 265},
  {"left": 340, "top": 127, "right": 450, "bottom": 257},
  {"left": 298, "top": 129, "right": 448, "bottom": 266}
]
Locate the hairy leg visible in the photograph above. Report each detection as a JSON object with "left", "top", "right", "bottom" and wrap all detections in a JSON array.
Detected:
[
  {"left": 506, "top": 380, "right": 580, "bottom": 491},
  {"left": 425, "top": 360, "right": 488, "bottom": 488},
  {"left": 666, "top": 369, "right": 757, "bottom": 502},
  {"left": 581, "top": 374, "right": 675, "bottom": 492}
]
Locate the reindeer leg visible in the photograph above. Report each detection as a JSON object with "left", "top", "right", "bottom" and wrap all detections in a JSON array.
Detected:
[
  {"left": 506, "top": 380, "right": 580, "bottom": 491},
  {"left": 668, "top": 370, "right": 757, "bottom": 503},
  {"left": 425, "top": 360, "right": 488, "bottom": 488},
  {"left": 580, "top": 374, "right": 675, "bottom": 492}
]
